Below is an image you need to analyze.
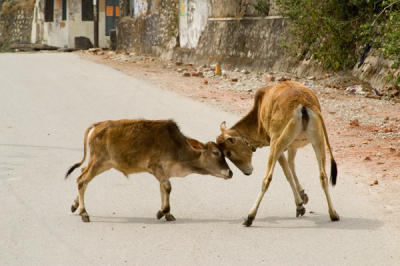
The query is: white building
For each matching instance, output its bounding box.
[31,0,120,48]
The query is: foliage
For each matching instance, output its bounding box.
[253,0,270,16]
[276,0,400,85]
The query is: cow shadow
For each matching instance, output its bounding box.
[87,213,383,231]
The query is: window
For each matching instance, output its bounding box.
[44,0,54,22]
[62,0,67,20]
[82,0,94,21]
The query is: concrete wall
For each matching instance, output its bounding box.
[352,50,400,90]
[210,0,277,17]
[174,17,296,72]
[31,0,110,48]
[179,0,210,49]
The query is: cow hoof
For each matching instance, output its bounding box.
[330,211,340,222]
[71,204,78,213]
[299,190,309,205]
[296,205,306,217]
[81,215,90,222]
[165,213,176,221]
[156,210,165,220]
[242,216,254,227]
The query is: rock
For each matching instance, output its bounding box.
[349,119,360,127]
[265,76,275,82]
[175,62,183,66]
[305,81,314,87]
[278,77,290,82]
[203,80,208,85]
[369,180,379,186]
[183,72,191,77]
[231,78,238,82]
[373,88,381,96]
[364,156,371,161]
[241,69,250,74]
[88,48,101,54]
[345,85,365,95]
[383,127,394,133]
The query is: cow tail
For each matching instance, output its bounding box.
[315,110,337,186]
[65,124,95,179]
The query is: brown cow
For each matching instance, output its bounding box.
[65,119,232,222]
[216,81,339,226]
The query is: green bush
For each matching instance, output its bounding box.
[276,0,400,85]
[253,0,270,16]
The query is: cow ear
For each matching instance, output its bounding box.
[187,138,205,151]
[227,137,235,144]
[220,121,227,132]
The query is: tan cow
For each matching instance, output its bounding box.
[65,119,232,222]
[217,81,339,226]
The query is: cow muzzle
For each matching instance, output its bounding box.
[242,165,253,176]
[221,169,233,179]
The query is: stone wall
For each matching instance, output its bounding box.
[117,0,178,58]
[0,2,34,48]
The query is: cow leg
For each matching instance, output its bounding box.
[162,180,175,221]
[152,166,175,221]
[156,183,166,220]
[288,148,308,204]
[278,154,305,217]
[77,160,110,222]
[242,144,278,227]
[156,179,175,221]
[70,166,89,213]
[306,120,340,221]
[243,117,303,227]
[71,196,79,213]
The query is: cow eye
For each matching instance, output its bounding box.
[212,151,219,156]
[226,151,231,157]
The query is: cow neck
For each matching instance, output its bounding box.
[180,149,208,175]
[231,107,267,148]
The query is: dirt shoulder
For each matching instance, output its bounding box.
[79,50,400,225]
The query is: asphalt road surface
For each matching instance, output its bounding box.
[1,53,399,265]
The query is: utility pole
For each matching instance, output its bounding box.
[93,0,99,47]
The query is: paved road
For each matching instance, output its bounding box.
[1,53,399,265]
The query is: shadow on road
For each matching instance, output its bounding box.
[0,143,81,152]
[88,213,383,231]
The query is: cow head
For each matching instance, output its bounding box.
[187,138,233,179]
[216,121,255,175]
